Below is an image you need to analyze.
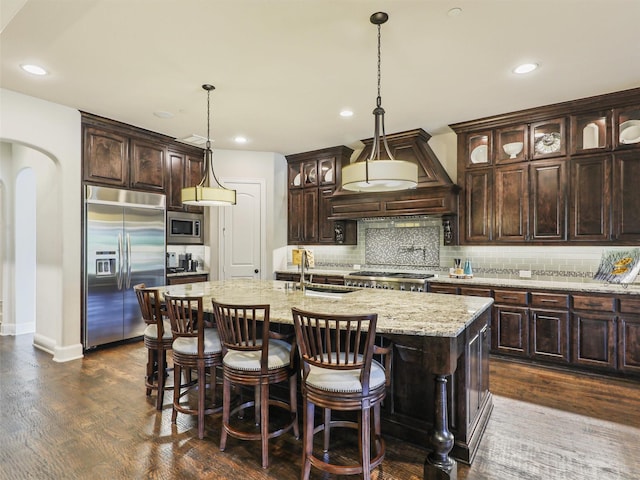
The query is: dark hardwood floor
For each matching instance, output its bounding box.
[2,334,639,479]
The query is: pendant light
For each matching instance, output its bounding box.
[342,12,418,192]
[181,84,237,206]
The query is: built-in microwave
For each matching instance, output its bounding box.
[167,211,204,245]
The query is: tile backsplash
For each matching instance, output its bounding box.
[285,217,640,284]
[365,226,439,267]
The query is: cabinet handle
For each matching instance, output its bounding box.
[540,299,559,303]
[501,296,518,300]
[585,302,603,307]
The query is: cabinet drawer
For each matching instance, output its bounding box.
[531,292,569,309]
[619,298,640,315]
[459,287,493,298]
[429,283,459,295]
[572,295,615,312]
[494,289,528,306]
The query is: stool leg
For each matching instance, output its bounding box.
[374,403,382,455]
[172,364,181,424]
[198,362,206,439]
[289,372,299,439]
[361,407,371,480]
[155,349,166,410]
[220,375,231,451]
[146,349,154,396]
[302,399,314,480]
[323,408,331,452]
[260,382,269,468]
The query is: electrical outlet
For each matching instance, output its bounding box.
[353,264,361,270]
[519,270,532,278]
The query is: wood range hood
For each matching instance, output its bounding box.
[328,128,460,220]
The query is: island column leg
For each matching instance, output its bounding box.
[424,374,457,480]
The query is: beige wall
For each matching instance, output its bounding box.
[0,88,83,362]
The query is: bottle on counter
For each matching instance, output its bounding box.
[464,259,473,277]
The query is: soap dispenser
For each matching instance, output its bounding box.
[463,259,473,277]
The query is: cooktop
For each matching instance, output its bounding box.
[348,271,435,280]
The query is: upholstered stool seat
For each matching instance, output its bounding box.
[134,284,174,411]
[143,320,173,341]
[212,301,299,469]
[292,308,391,480]
[165,294,223,439]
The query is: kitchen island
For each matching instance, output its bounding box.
[161,279,494,479]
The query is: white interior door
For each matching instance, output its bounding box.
[219,179,265,280]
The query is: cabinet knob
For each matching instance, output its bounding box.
[254,269,259,274]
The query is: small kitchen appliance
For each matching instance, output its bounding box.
[167,252,178,268]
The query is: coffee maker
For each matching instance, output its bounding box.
[179,253,198,272]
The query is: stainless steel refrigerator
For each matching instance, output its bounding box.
[83,186,166,349]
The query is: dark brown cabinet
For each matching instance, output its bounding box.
[286,146,356,245]
[492,289,529,356]
[495,164,529,242]
[166,273,209,285]
[571,294,617,370]
[428,283,459,295]
[618,298,640,374]
[130,139,166,191]
[83,122,167,192]
[613,152,640,241]
[166,149,204,213]
[464,169,493,243]
[274,272,343,285]
[81,112,204,207]
[451,87,640,245]
[530,159,566,241]
[429,282,640,376]
[83,126,130,187]
[569,155,611,241]
[530,292,570,363]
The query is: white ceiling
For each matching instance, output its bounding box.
[2,0,640,156]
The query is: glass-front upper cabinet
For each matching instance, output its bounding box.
[288,162,303,189]
[302,160,318,187]
[318,157,336,185]
[496,125,528,164]
[531,118,566,159]
[466,131,492,167]
[615,105,640,149]
[571,111,610,154]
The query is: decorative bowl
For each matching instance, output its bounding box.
[502,142,524,158]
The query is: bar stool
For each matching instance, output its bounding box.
[291,307,392,480]
[134,284,173,410]
[164,294,222,439]
[212,301,299,469]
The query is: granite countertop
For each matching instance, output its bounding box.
[160,279,493,338]
[166,270,210,278]
[428,275,640,295]
[275,268,640,296]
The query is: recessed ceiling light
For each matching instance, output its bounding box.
[153,111,174,119]
[513,63,539,74]
[340,109,354,117]
[234,136,248,144]
[447,7,463,17]
[20,64,48,76]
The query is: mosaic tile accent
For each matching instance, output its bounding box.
[365,226,439,267]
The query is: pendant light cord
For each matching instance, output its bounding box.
[201,85,228,191]
[368,15,396,172]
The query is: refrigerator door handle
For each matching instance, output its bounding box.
[126,233,132,289]
[117,232,124,290]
